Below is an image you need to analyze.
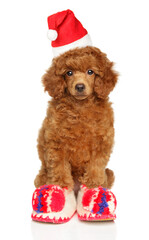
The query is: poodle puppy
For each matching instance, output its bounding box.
[34,46,118,190]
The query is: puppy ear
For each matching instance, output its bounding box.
[94,59,118,99]
[42,63,66,99]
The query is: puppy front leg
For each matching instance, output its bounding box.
[79,148,115,189]
[45,148,74,189]
[79,163,106,189]
[34,122,74,189]
[79,165,115,189]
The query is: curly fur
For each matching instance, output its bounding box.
[34,46,118,190]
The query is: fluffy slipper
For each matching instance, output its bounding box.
[31,185,76,223]
[77,185,117,221]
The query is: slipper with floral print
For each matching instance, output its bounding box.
[31,185,76,223]
[77,185,117,221]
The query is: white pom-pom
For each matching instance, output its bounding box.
[47,29,58,41]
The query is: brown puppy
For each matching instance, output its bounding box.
[34,46,118,190]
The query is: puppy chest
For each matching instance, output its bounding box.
[57,119,100,163]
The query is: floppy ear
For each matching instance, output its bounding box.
[42,62,66,99]
[94,58,118,99]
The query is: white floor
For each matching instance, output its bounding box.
[31,215,116,240]
[27,210,149,240]
[30,204,149,240]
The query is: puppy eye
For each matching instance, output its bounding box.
[87,70,94,75]
[66,71,73,76]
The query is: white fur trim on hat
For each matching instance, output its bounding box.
[52,34,92,57]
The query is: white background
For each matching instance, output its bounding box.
[0,0,149,239]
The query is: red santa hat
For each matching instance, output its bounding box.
[47,9,92,57]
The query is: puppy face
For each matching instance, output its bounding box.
[42,47,118,100]
[65,69,95,100]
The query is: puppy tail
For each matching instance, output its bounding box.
[105,168,115,189]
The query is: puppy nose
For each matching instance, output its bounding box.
[75,84,85,92]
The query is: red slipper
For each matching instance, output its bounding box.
[77,185,117,221]
[31,185,76,223]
